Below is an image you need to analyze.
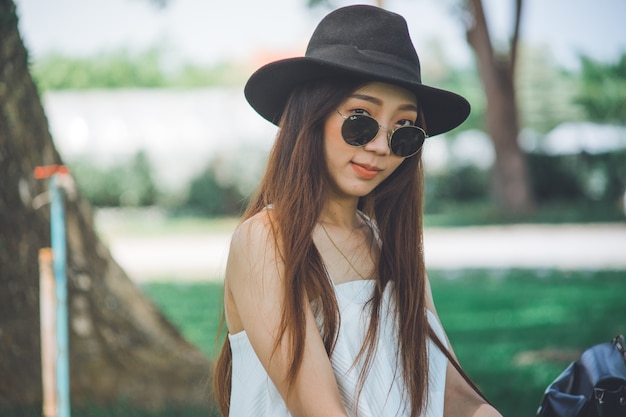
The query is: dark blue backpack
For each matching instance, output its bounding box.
[537,335,626,417]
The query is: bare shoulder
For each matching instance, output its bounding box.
[226,209,284,287]
[231,209,275,247]
[229,210,282,262]
[224,209,284,333]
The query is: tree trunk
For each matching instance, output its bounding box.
[466,0,535,214]
[0,0,214,412]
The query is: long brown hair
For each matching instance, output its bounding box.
[213,77,429,417]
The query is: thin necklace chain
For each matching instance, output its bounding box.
[319,221,369,280]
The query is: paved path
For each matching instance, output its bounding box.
[108,223,626,283]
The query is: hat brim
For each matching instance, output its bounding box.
[244,57,470,137]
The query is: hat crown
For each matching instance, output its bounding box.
[305,5,421,82]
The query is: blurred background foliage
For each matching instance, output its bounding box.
[64,146,626,222]
[576,53,626,123]
[30,46,626,222]
[31,46,248,90]
[69,151,159,207]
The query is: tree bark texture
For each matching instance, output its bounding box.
[466,0,535,214]
[0,0,214,411]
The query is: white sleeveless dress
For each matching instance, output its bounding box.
[228,280,448,417]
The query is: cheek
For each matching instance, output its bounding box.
[324,122,350,158]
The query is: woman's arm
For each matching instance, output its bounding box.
[224,212,349,417]
[424,277,503,417]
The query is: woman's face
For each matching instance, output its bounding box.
[323,81,418,201]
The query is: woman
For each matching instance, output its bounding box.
[214,5,501,417]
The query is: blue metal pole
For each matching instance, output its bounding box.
[50,175,70,417]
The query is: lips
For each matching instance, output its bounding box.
[351,162,381,180]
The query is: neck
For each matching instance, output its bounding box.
[319,197,361,230]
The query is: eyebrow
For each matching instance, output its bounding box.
[349,93,419,112]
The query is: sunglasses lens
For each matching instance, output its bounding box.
[390,127,425,157]
[341,115,379,146]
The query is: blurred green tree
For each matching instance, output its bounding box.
[463,0,535,214]
[575,53,626,124]
[31,48,247,91]
[31,48,167,90]
[182,162,247,216]
[69,151,159,207]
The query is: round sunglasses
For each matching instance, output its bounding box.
[336,110,428,158]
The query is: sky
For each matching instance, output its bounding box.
[13,0,626,71]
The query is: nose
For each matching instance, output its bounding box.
[363,123,392,155]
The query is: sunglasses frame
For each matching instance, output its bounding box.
[336,110,428,158]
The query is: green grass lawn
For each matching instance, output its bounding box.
[7,269,621,416]
[140,280,226,358]
[428,269,625,415]
[422,200,626,227]
[141,268,626,417]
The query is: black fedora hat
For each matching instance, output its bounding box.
[244,4,470,137]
